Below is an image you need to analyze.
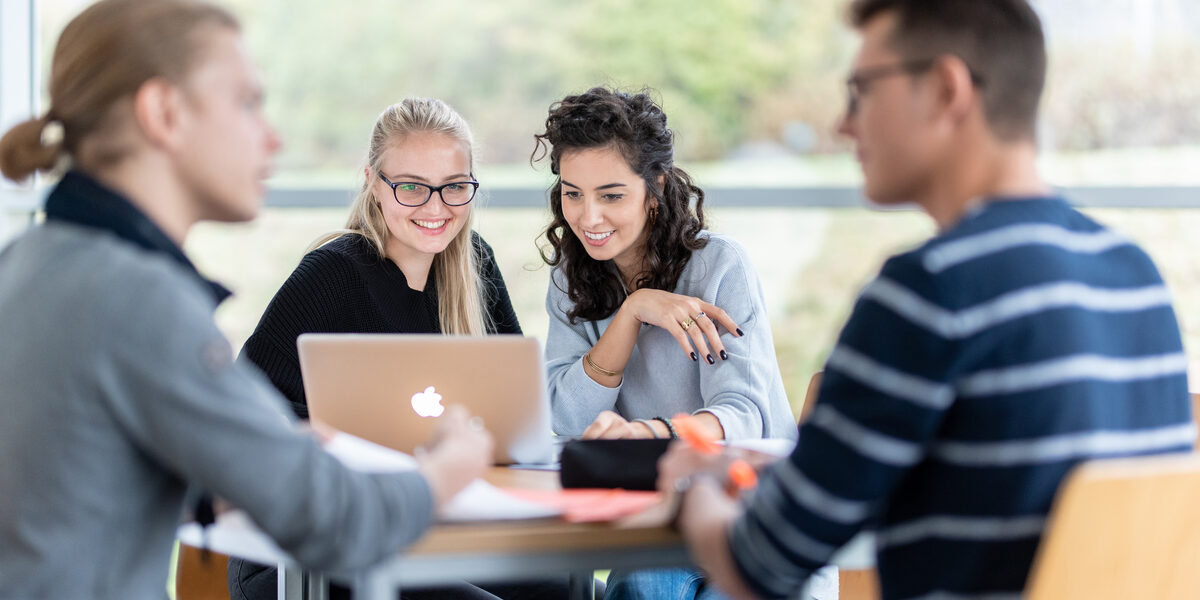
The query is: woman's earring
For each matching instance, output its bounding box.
[649,204,658,226]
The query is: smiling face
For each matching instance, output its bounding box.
[837,11,943,206]
[372,130,473,264]
[558,145,653,275]
[174,28,280,223]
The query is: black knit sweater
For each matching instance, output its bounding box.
[241,232,521,418]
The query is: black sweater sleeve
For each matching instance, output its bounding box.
[240,246,369,418]
[474,233,522,335]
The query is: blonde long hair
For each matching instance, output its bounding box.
[312,98,489,335]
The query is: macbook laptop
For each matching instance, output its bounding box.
[298,333,554,465]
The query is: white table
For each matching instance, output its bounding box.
[178,466,874,600]
[178,468,690,600]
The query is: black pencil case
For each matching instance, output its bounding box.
[559,438,672,490]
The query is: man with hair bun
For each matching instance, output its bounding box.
[660,1,1193,598]
[0,1,491,597]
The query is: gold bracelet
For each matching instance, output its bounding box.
[584,352,621,377]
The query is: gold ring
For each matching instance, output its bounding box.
[681,318,695,331]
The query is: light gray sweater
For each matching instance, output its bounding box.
[546,233,798,440]
[0,223,433,598]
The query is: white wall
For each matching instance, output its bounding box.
[0,0,38,245]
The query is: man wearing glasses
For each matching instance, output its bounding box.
[661,1,1193,598]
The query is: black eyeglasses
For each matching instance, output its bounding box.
[845,58,985,116]
[378,173,480,207]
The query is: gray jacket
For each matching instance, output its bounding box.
[0,223,433,598]
[546,233,798,440]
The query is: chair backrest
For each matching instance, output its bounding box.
[797,371,822,425]
[1025,452,1200,599]
[175,543,230,600]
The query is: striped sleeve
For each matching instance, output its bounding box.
[728,253,960,599]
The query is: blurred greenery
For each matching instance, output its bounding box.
[35,0,1200,186]
[221,0,850,169]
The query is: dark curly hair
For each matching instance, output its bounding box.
[533,87,707,323]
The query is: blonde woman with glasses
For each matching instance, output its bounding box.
[237,98,520,422]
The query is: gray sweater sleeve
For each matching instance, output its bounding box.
[544,267,622,435]
[97,261,434,572]
[690,237,794,440]
[543,236,797,440]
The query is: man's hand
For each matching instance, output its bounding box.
[676,478,763,600]
[416,405,493,507]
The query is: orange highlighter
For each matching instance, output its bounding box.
[671,413,759,491]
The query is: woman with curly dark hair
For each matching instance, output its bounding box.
[534,87,799,597]
[536,86,796,442]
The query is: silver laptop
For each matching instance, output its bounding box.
[298,333,554,465]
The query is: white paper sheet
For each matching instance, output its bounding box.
[324,432,418,472]
[723,437,798,457]
[324,432,561,522]
[440,479,561,522]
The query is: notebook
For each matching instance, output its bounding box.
[298,333,554,465]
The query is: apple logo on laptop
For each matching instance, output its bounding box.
[411,386,445,418]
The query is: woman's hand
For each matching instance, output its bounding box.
[620,289,743,364]
[582,410,657,439]
[416,405,494,507]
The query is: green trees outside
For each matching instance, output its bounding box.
[35,0,1200,184]
[226,0,850,175]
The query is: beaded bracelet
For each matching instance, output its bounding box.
[653,416,679,439]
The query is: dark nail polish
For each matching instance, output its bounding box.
[736,328,744,336]
[690,352,698,361]
[706,354,715,365]
[720,350,728,360]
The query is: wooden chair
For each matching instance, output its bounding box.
[1025,452,1200,599]
[838,568,880,600]
[797,370,822,425]
[174,543,230,600]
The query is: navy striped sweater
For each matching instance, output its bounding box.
[729,197,1194,600]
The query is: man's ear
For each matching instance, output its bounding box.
[930,54,978,126]
[131,77,186,151]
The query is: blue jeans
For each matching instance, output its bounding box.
[605,568,728,600]
[607,566,839,600]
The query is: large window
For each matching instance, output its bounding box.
[15,0,1200,408]
[0,0,37,242]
